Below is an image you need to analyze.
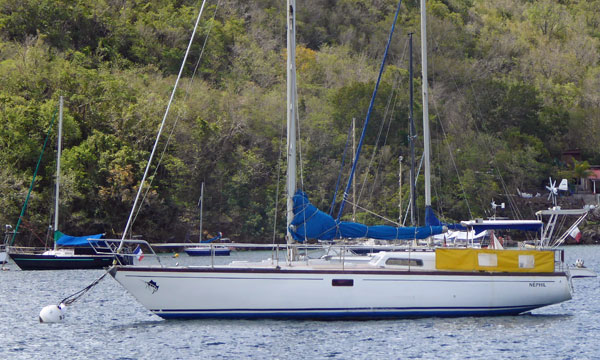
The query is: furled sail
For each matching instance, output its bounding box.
[201,232,223,243]
[290,191,446,242]
[425,206,466,231]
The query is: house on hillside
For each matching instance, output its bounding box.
[587,166,600,194]
[561,149,598,194]
[561,149,582,165]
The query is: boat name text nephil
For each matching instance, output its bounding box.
[529,282,546,288]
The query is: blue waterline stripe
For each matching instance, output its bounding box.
[150,305,545,319]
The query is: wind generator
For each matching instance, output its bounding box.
[490,200,505,220]
[546,177,558,206]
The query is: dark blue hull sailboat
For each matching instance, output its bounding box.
[9,233,132,270]
[9,252,116,270]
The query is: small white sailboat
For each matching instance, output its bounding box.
[108,0,573,320]
[184,183,230,256]
[569,259,597,278]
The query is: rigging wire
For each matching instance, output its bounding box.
[367,83,401,203]
[354,39,408,222]
[10,106,58,246]
[49,0,212,313]
[119,0,208,250]
[129,0,221,234]
[336,0,404,221]
[342,199,401,226]
[13,218,47,247]
[430,99,473,219]
[329,124,355,215]
[427,32,524,221]
[402,154,424,226]
[271,104,286,252]
[356,70,400,206]
[60,271,109,306]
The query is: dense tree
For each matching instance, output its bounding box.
[0,0,598,244]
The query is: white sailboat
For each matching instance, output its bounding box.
[184,182,230,256]
[108,0,572,319]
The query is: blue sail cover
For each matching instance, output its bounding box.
[55,231,104,246]
[425,206,466,231]
[290,191,446,242]
[201,232,223,243]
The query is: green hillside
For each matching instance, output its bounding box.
[0,0,598,244]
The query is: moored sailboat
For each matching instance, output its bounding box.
[184,183,230,256]
[108,0,573,320]
[8,97,128,270]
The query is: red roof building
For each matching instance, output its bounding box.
[588,168,600,194]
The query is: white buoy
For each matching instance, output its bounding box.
[39,303,65,323]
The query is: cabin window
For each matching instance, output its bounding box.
[332,279,354,287]
[519,255,535,269]
[385,258,424,267]
[478,253,498,267]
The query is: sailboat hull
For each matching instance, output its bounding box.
[9,253,122,270]
[185,247,231,256]
[109,265,571,319]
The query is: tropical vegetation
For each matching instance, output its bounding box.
[0,0,598,245]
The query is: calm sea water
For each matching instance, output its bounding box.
[1,246,599,360]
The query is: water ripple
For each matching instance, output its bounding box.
[0,247,598,359]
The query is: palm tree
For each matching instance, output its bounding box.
[573,160,593,191]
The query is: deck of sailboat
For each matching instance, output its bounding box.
[112,247,569,276]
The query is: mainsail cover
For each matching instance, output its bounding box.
[425,206,466,231]
[201,232,223,243]
[290,191,446,242]
[55,231,104,246]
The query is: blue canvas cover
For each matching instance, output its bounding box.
[290,191,446,242]
[425,206,466,231]
[55,231,104,246]
[201,232,223,243]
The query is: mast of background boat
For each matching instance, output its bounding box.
[53,96,63,251]
[409,33,417,226]
[420,0,432,215]
[352,117,356,221]
[398,155,402,222]
[286,0,298,260]
[198,182,204,242]
[336,1,403,220]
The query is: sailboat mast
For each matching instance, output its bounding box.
[54,96,63,250]
[409,33,417,226]
[420,0,431,209]
[286,0,297,246]
[198,182,204,243]
[352,117,356,222]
